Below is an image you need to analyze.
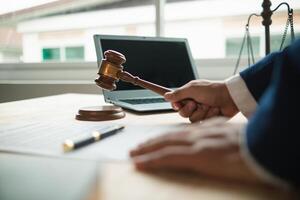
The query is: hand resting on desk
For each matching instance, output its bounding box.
[130,118,262,185]
[164,80,239,122]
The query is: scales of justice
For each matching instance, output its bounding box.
[76,0,296,121]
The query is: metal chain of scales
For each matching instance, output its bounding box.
[233,2,295,75]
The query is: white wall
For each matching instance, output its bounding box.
[22,33,41,62]
[165,19,225,58]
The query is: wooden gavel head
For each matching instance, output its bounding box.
[95,50,126,91]
[95,49,172,96]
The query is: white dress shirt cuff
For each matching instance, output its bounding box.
[225,75,257,118]
[240,128,291,189]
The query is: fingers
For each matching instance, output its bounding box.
[131,118,230,158]
[164,88,191,103]
[164,81,201,103]
[164,80,212,103]
[130,131,192,157]
[172,100,210,120]
[173,101,221,122]
[189,107,220,123]
[132,138,225,171]
[177,100,197,118]
[178,105,222,122]
[205,107,221,119]
[164,82,222,121]
[130,120,257,184]
[171,102,182,111]
[188,104,209,123]
[133,141,258,184]
[133,146,195,171]
[172,99,196,112]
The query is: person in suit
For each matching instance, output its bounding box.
[130,39,300,188]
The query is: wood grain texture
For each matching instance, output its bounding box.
[99,163,298,200]
[0,93,188,125]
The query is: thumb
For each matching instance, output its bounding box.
[164,87,192,102]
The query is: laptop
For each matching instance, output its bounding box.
[93,35,199,112]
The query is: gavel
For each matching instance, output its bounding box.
[95,50,211,122]
[95,50,172,96]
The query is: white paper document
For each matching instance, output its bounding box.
[0,120,180,161]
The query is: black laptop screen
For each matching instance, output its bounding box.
[99,38,196,91]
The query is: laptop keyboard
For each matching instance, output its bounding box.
[119,98,166,105]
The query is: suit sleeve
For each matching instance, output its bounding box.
[240,52,281,102]
[226,51,283,119]
[244,40,300,187]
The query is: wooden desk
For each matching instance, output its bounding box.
[0,94,297,200]
[0,93,188,126]
[100,163,298,200]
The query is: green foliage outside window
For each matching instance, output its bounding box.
[271,33,300,52]
[226,36,260,58]
[65,46,84,61]
[42,48,60,61]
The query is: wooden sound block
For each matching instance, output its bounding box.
[75,106,125,121]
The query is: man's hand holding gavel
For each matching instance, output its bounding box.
[95,50,239,123]
[164,80,239,122]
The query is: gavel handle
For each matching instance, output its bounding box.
[118,71,172,96]
[118,71,203,113]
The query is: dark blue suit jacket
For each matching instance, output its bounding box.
[240,40,300,187]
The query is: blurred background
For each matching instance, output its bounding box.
[0,0,299,102]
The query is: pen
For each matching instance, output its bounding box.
[63,125,124,152]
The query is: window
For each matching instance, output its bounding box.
[65,46,84,61]
[271,33,300,52]
[42,48,60,61]
[0,0,155,63]
[1,0,300,63]
[41,46,84,62]
[0,0,300,84]
[164,0,300,59]
[225,33,299,59]
[226,37,260,58]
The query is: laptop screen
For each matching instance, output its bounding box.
[98,38,196,91]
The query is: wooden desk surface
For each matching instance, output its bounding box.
[0,93,188,125]
[0,93,246,125]
[100,163,298,200]
[0,94,297,200]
